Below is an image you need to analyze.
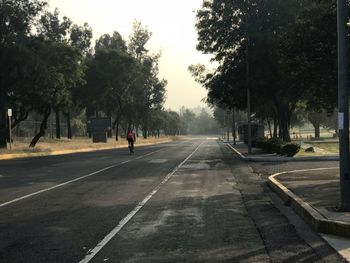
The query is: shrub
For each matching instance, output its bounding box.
[265,137,283,154]
[252,137,300,156]
[281,143,301,157]
[252,137,268,148]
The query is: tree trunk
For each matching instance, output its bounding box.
[312,122,321,139]
[232,110,236,145]
[55,108,61,139]
[115,121,120,141]
[67,110,72,139]
[107,111,112,138]
[267,119,272,138]
[0,109,7,148]
[30,108,51,147]
[0,83,7,148]
[273,118,278,138]
[279,114,291,142]
[112,118,118,141]
[12,110,30,129]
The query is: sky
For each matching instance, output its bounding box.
[48,0,214,111]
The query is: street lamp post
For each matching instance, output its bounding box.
[245,14,252,155]
[337,0,350,210]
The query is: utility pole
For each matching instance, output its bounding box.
[232,109,236,145]
[8,109,12,150]
[223,110,226,141]
[337,0,350,211]
[246,14,252,154]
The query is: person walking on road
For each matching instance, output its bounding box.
[127,129,136,154]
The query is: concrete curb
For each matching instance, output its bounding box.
[0,139,173,161]
[268,171,350,238]
[225,142,339,162]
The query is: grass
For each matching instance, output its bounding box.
[295,149,327,157]
[0,136,183,158]
[307,141,339,154]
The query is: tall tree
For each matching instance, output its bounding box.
[37,8,72,139]
[95,31,127,52]
[29,40,84,147]
[193,0,340,142]
[66,22,92,139]
[0,0,46,148]
[128,21,166,138]
[84,45,138,140]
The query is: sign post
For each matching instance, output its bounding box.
[337,0,350,210]
[7,109,12,150]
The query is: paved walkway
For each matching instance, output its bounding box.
[227,141,350,261]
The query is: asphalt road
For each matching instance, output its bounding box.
[0,137,345,262]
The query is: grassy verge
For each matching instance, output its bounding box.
[295,149,328,157]
[0,136,184,159]
[307,141,339,154]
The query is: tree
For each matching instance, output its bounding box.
[84,46,138,140]
[127,21,166,138]
[70,23,93,55]
[194,0,305,141]
[0,0,46,148]
[282,1,338,113]
[128,20,152,61]
[66,22,93,139]
[163,110,181,136]
[179,107,196,134]
[37,8,73,139]
[29,40,84,147]
[95,31,127,52]
[193,0,341,142]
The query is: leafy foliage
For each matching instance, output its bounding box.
[192,0,344,142]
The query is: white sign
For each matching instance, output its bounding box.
[338,112,344,130]
[7,109,12,117]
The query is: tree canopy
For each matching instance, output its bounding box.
[192,0,342,141]
[0,2,168,147]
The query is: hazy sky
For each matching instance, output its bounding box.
[48,0,213,111]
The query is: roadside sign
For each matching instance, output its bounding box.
[339,112,344,130]
[8,109,12,150]
[87,117,112,133]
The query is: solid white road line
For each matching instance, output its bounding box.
[0,150,161,208]
[79,141,205,263]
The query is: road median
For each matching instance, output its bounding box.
[268,169,350,238]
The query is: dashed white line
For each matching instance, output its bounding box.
[0,150,161,208]
[79,141,205,263]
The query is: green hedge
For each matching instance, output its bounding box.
[252,137,300,157]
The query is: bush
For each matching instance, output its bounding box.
[251,137,300,156]
[265,137,283,154]
[252,137,268,148]
[281,143,301,157]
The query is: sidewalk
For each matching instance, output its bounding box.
[226,141,350,260]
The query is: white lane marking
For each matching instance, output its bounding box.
[79,141,205,263]
[0,150,162,208]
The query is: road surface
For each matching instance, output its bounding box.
[0,137,344,262]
